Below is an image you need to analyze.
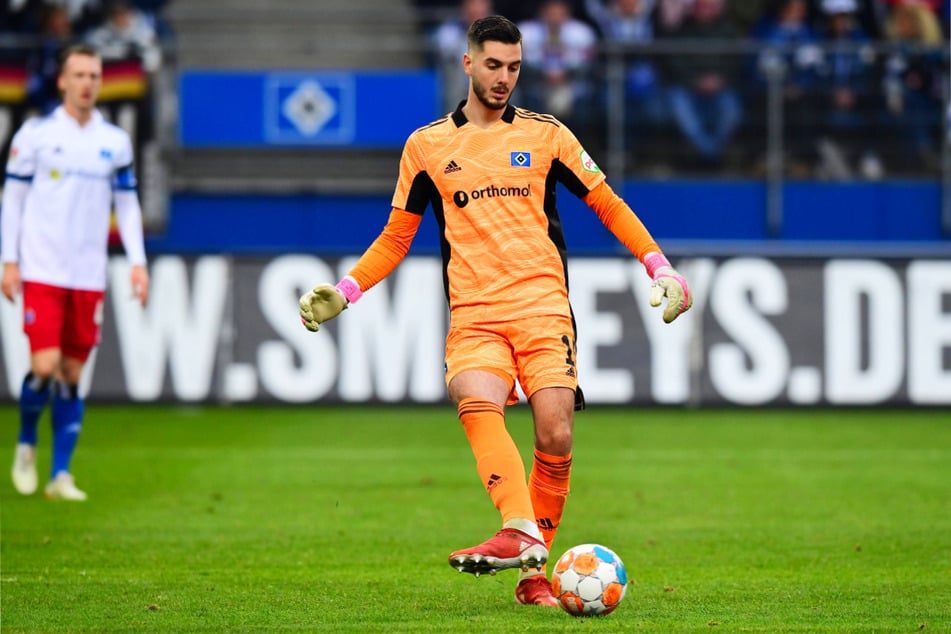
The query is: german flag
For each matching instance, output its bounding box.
[0,65,28,104]
[99,59,148,102]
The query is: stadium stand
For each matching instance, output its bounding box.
[162,0,424,194]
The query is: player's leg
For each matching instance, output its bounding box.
[527,388,574,551]
[12,283,64,495]
[513,316,578,606]
[445,326,547,576]
[45,289,102,501]
[516,386,574,607]
[46,356,87,501]
[515,316,578,550]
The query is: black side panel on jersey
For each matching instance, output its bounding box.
[551,157,592,199]
[403,169,452,303]
[546,158,588,411]
[543,158,588,284]
[403,170,438,216]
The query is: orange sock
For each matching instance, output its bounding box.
[458,397,534,525]
[529,449,572,551]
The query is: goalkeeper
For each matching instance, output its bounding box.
[300,14,690,609]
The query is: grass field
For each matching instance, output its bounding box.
[1,405,949,633]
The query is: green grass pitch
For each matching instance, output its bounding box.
[1,405,949,633]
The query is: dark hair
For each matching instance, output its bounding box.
[58,44,100,72]
[467,15,522,50]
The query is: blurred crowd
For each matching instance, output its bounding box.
[419,0,950,178]
[1,0,168,114]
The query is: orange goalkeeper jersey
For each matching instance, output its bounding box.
[351,103,659,325]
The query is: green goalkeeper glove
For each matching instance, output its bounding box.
[644,253,692,324]
[299,276,362,332]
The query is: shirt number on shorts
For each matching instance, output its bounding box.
[561,335,576,368]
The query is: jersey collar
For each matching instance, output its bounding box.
[452,101,517,128]
[54,105,104,128]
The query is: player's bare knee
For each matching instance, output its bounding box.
[60,356,87,385]
[534,424,573,456]
[30,354,60,379]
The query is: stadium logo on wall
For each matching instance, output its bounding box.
[264,73,356,145]
[282,80,336,136]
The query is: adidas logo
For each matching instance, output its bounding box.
[486,473,505,491]
[444,160,462,174]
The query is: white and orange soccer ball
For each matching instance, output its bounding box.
[551,543,628,617]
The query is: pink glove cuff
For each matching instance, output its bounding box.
[643,252,671,279]
[335,276,363,304]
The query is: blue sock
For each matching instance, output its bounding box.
[51,383,84,477]
[19,373,52,446]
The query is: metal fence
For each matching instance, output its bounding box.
[582,40,951,236]
[2,36,950,236]
[430,38,950,237]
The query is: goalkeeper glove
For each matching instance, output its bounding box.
[299,276,363,332]
[644,253,692,324]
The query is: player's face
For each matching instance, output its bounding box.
[466,40,521,110]
[58,53,102,115]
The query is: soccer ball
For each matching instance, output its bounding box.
[551,543,628,617]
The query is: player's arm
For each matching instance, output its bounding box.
[584,181,692,323]
[113,188,149,306]
[0,179,29,302]
[112,137,149,306]
[299,208,422,332]
[1,126,35,302]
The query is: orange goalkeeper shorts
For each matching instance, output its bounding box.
[445,313,580,406]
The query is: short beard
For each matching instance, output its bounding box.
[473,80,508,111]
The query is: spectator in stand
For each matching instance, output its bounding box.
[879,0,944,13]
[25,4,76,114]
[726,0,773,34]
[662,0,744,169]
[753,0,823,171]
[44,0,108,35]
[84,0,161,72]
[812,0,882,179]
[433,0,494,113]
[517,0,598,127]
[881,0,947,171]
[655,0,694,33]
[583,0,656,44]
[1,0,44,36]
[583,0,666,161]
[811,0,886,37]
[493,0,547,22]
[125,0,170,34]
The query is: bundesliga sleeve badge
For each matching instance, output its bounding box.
[580,150,600,173]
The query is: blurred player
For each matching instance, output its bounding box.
[2,44,149,501]
[299,15,690,606]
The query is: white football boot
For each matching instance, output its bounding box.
[11,443,38,495]
[44,472,88,501]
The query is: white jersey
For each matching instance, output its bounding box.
[1,106,146,291]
